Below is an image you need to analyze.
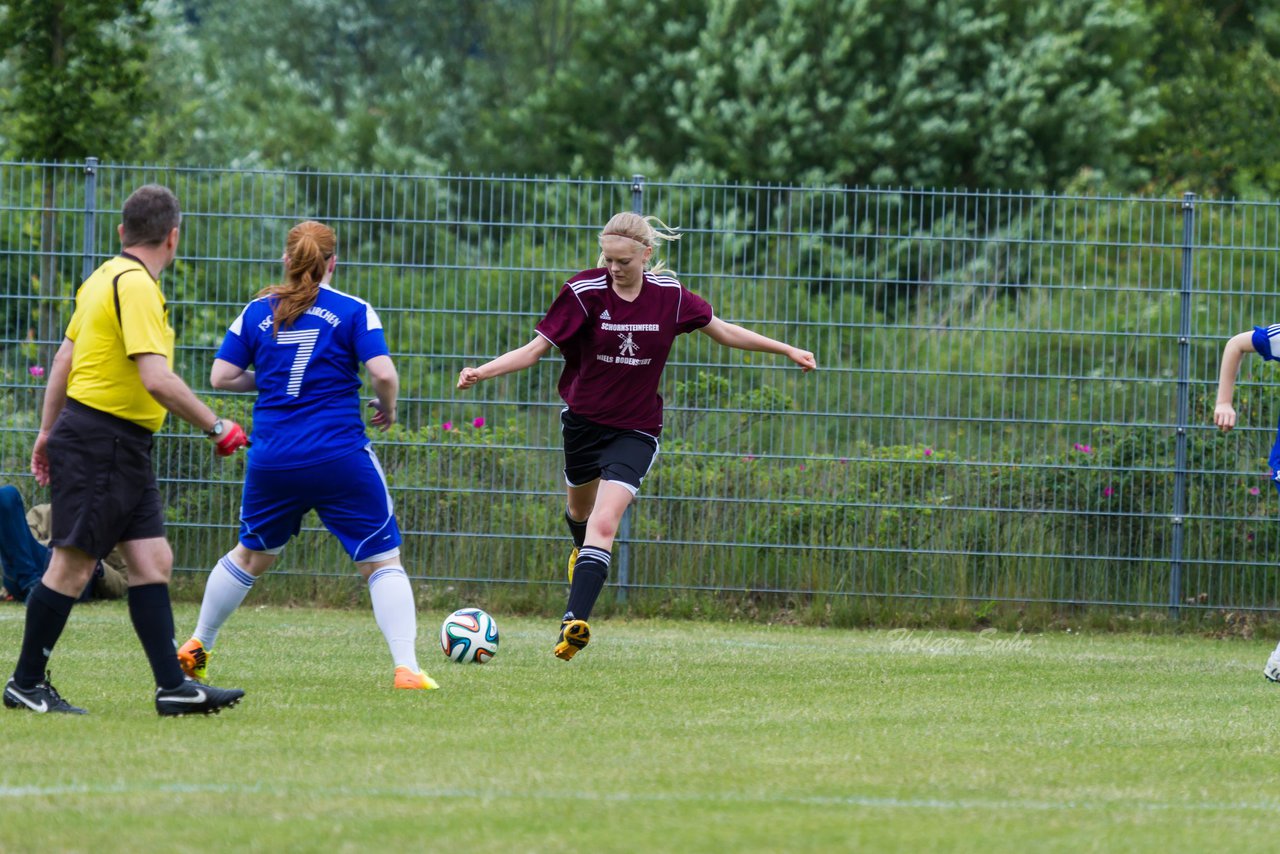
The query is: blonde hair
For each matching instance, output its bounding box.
[597,212,680,276]
[258,220,335,337]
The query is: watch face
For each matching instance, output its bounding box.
[210,421,224,436]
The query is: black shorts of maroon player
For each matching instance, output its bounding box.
[560,408,659,495]
[46,398,165,559]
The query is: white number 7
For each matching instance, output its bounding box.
[276,329,320,397]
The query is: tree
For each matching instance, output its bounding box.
[168,0,484,172]
[75,0,1280,202]
[0,0,153,160]
[457,0,1164,192]
[1140,0,1280,197]
[647,0,1162,190]
[452,0,709,177]
[0,0,155,365]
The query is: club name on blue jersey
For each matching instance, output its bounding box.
[256,304,343,332]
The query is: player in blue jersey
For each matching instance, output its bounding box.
[178,220,438,690]
[1214,325,1280,682]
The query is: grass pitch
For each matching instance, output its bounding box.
[0,603,1275,852]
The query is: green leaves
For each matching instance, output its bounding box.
[619,0,1158,190]
[4,0,1277,196]
[0,0,154,160]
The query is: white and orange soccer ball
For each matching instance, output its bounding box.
[440,608,499,664]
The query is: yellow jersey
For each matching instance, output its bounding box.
[65,253,175,432]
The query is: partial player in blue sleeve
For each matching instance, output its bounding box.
[178,220,438,691]
[1214,325,1280,683]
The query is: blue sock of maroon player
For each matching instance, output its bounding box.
[564,510,587,549]
[563,546,609,621]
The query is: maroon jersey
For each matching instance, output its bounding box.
[535,268,713,433]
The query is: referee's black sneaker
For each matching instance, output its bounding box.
[3,674,88,714]
[155,677,244,717]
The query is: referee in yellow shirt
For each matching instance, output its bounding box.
[4,184,251,716]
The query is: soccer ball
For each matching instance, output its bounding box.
[440,608,499,664]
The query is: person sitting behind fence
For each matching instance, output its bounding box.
[0,486,127,603]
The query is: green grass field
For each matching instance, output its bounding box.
[0,602,1276,852]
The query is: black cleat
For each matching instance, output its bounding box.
[155,677,244,717]
[3,674,87,714]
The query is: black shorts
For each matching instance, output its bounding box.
[47,399,165,559]
[560,408,659,495]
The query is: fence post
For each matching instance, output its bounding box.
[610,174,647,604]
[1171,191,1197,619]
[81,157,99,280]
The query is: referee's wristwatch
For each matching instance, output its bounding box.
[205,419,225,439]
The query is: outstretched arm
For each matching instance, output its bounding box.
[698,317,816,371]
[1214,331,1256,432]
[458,336,553,389]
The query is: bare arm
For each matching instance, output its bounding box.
[37,338,73,432]
[134,352,220,433]
[457,336,553,389]
[210,358,257,392]
[697,317,816,371]
[1214,331,1257,432]
[365,354,398,431]
[30,337,75,485]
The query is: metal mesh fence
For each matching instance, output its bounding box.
[2,159,1278,612]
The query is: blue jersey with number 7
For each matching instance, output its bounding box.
[216,284,390,469]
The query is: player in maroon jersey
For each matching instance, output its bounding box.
[458,212,815,660]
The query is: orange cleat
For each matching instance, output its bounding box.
[394,666,439,690]
[177,638,209,681]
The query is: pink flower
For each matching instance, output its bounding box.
[743,455,757,461]
[28,365,44,378]
[839,457,848,464]
[798,464,806,471]
[1103,486,1114,497]
[1248,533,1256,542]
[472,417,485,428]
[1073,443,1092,454]
[924,448,933,457]
[1250,487,1262,496]
[442,421,453,431]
